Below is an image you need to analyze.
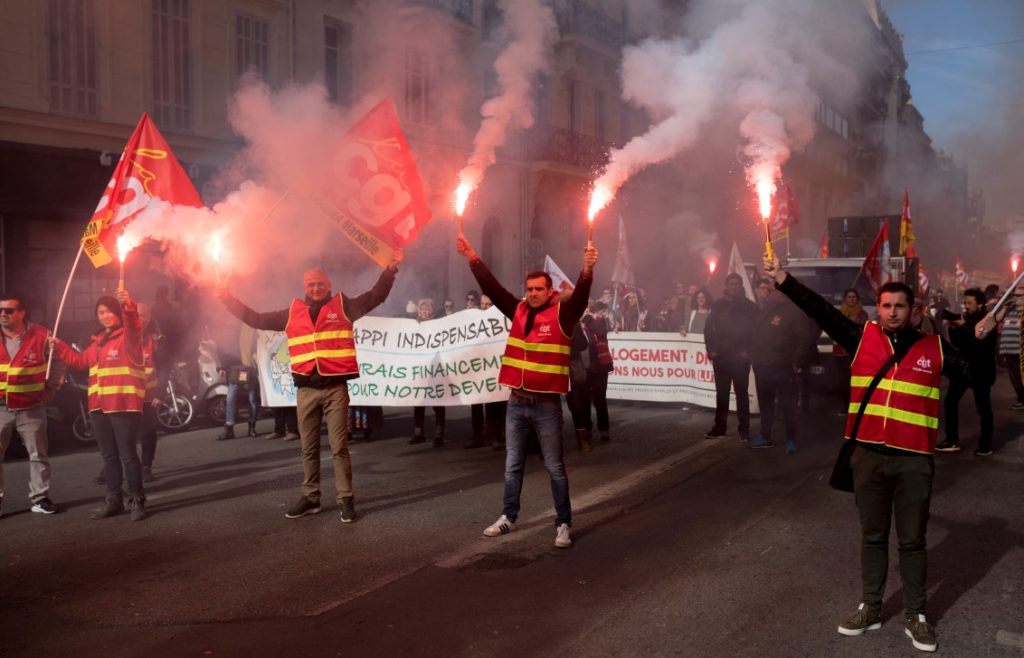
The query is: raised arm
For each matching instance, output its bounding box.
[215,284,289,331]
[344,258,400,322]
[457,236,520,319]
[558,245,598,334]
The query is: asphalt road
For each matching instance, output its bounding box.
[1,384,1022,657]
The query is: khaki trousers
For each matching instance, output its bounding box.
[296,382,352,504]
[0,404,51,503]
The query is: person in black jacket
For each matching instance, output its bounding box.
[936,287,997,454]
[703,273,758,440]
[748,289,813,453]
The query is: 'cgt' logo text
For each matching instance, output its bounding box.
[914,355,933,373]
[326,312,339,322]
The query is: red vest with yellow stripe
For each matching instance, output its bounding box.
[498,302,571,393]
[87,327,147,413]
[845,322,943,454]
[0,323,50,410]
[285,294,358,377]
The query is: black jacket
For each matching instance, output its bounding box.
[704,294,758,359]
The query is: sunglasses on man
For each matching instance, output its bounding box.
[0,307,20,314]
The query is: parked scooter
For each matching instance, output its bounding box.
[50,360,93,445]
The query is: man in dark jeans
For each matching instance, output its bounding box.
[765,255,971,653]
[937,287,997,455]
[703,273,757,440]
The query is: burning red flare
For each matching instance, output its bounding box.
[116,236,129,264]
[588,183,613,224]
[707,259,717,274]
[755,178,775,221]
[454,179,473,217]
[1012,256,1020,274]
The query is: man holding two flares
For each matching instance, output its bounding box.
[457,235,597,549]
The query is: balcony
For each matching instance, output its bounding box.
[499,124,612,171]
[553,0,624,50]
[403,0,474,25]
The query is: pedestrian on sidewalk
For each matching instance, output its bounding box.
[217,324,261,441]
[0,293,63,517]
[50,290,149,521]
[458,235,597,549]
[216,259,401,524]
[765,253,972,653]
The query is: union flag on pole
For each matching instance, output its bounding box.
[770,184,800,234]
[312,99,432,267]
[862,219,892,293]
[81,113,202,267]
[898,189,916,257]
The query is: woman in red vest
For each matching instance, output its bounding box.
[50,290,147,521]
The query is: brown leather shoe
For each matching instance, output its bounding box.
[576,429,593,453]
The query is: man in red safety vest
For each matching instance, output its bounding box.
[764,254,972,654]
[457,236,597,550]
[0,293,63,517]
[216,257,400,523]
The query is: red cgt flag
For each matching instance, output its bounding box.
[862,219,891,293]
[81,113,202,267]
[770,184,800,233]
[312,99,433,267]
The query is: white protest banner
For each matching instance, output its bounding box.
[350,307,510,405]
[255,308,512,407]
[606,331,759,413]
[256,330,297,407]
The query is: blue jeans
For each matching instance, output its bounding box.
[502,393,571,527]
[91,411,143,498]
[225,381,260,425]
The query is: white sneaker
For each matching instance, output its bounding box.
[483,514,515,537]
[555,523,572,548]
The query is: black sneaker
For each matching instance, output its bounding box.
[30,497,58,514]
[285,496,321,519]
[905,614,937,652]
[91,497,124,519]
[408,433,426,445]
[935,440,961,453]
[216,426,236,441]
[837,603,882,636]
[339,497,357,523]
[142,466,155,483]
[704,427,726,439]
[974,447,994,456]
[126,496,147,522]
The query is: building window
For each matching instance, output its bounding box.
[405,50,435,125]
[235,13,269,80]
[48,0,98,117]
[152,0,193,132]
[594,89,606,141]
[568,79,580,133]
[324,19,353,105]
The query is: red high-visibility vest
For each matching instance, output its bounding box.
[845,322,943,454]
[56,316,146,413]
[0,323,50,410]
[498,302,571,394]
[285,294,358,377]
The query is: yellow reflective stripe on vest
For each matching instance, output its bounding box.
[6,383,45,393]
[89,366,145,377]
[287,330,354,347]
[0,364,7,373]
[89,385,146,397]
[850,376,940,400]
[501,356,570,375]
[7,364,47,376]
[506,337,571,355]
[290,348,356,365]
[847,402,939,429]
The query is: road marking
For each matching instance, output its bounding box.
[996,629,1024,650]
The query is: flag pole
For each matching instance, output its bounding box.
[45,243,85,379]
[222,187,291,285]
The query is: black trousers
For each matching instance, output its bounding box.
[999,354,1024,403]
[852,445,933,615]
[943,378,993,451]
[753,364,796,442]
[711,356,750,436]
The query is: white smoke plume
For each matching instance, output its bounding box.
[590,0,855,217]
[456,0,558,201]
